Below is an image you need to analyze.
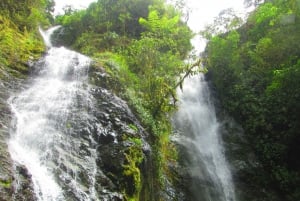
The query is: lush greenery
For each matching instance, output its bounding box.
[0,0,53,78]
[0,1,52,199]
[0,0,192,199]
[53,0,193,199]
[2,0,300,200]
[122,134,144,200]
[204,0,300,199]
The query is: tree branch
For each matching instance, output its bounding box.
[174,58,203,90]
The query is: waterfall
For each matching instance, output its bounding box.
[173,74,236,201]
[8,28,99,200]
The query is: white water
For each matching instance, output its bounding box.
[174,74,236,201]
[8,28,98,200]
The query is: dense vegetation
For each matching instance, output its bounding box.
[204,0,300,199]
[6,0,300,200]
[0,0,193,199]
[52,0,193,199]
[0,0,53,78]
[0,0,53,196]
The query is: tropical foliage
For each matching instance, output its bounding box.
[204,0,300,199]
[53,0,193,198]
[0,0,53,77]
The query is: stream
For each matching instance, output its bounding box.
[173,74,236,201]
[7,16,237,201]
[8,27,97,201]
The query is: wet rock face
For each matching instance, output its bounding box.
[220,118,281,201]
[0,76,36,201]
[42,64,151,199]
[13,165,36,201]
[88,66,151,198]
[0,59,151,200]
[0,98,13,201]
[0,77,14,201]
[206,77,281,201]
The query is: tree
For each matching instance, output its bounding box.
[204,0,300,199]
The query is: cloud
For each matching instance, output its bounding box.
[54,0,97,15]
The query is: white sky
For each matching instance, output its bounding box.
[54,0,97,15]
[184,0,246,31]
[54,0,247,51]
[174,0,247,52]
[54,0,246,27]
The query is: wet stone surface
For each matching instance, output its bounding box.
[0,74,36,201]
[0,54,152,200]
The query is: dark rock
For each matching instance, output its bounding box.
[96,144,126,180]
[13,164,36,201]
[0,76,35,201]
[98,132,116,144]
[0,53,153,200]
[87,66,153,198]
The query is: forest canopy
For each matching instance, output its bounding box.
[0,0,53,76]
[51,0,193,199]
[204,0,300,200]
[3,0,300,199]
[52,0,193,120]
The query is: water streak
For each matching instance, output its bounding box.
[8,28,98,200]
[174,74,236,201]
[39,26,60,48]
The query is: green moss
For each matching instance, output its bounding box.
[0,178,12,189]
[66,122,72,128]
[0,15,45,77]
[128,124,138,132]
[123,137,144,200]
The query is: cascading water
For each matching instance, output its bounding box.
[173,74,236,201]
[8,27,99,200]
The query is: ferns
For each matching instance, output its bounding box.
[0,15,44,75]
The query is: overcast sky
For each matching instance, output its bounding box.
[185,0,247,52]
[184,0,245,31]
[54,0,247,51]
[54,0,246,28]
[54,0,97,15]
